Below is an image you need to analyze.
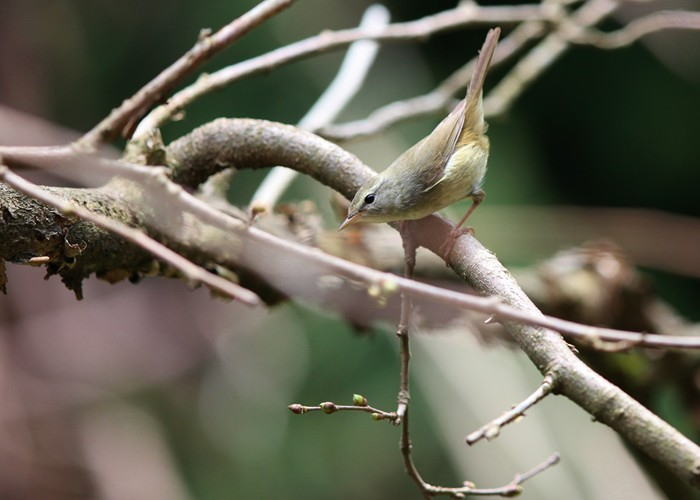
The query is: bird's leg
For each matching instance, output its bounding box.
[399,221,417,273]
[396,220,416,425]
[440,189,485,262]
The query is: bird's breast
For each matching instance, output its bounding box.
[436,142,488,202]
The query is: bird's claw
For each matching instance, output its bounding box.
[440,226,475,263]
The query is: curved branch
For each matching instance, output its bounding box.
[166,119,700,487]
[2,118,700,486]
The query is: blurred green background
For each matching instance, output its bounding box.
[1,0,699,499]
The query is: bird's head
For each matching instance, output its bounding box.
[339,175,399,230]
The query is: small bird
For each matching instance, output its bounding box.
[339,28,500,257]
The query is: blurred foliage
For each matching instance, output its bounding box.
[1,0,699,499]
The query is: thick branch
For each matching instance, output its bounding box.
[166,119,700,487]
[0,166,260,305]
[2,118,699,486]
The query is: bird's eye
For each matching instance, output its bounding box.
[364,194,375,205]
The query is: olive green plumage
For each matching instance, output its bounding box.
[340,27,500,230]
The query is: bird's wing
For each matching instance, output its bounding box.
[416,99,466,192]
[420,27,500,192]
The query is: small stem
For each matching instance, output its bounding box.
[396,222,416,423]
[397,222,432,496]
[288,402,397,421]
[466,372,556,445]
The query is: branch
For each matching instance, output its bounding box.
[249,4,389,213]
[484,0,618,116]
[79,0,294,147]
[164,119,700,349]
[289,395,560,497]
[466,373,556,446]
[135,2,546,134]
[3,118,700,486]
[288,396,398,422]
[0,165,261,305]
[425,452,560,498]
[322,0,624,141]
[572,10,700,49]
[321,20,546,142]
[5,121,700,351]
[164,119,700,487]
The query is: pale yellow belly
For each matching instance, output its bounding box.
[404,143,488,220]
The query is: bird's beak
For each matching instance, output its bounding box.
[338,211,363,231]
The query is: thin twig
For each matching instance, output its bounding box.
[245,224,700,350]
[288,400,559,497]
[80,0,294,146]
[287,401,398,421]
[466,373,556,446]
[321,20,546,141]
[322,0,626,141]
[135,2,546,134]
[484,0,618,116]
[249,4,389,212]
[289,221,559,498]
[396,224,425,494]
[395,224,558,498]
[424,452,560,497]
[571,10,700,49]
[396,224,416,423]
[0,165,261,306]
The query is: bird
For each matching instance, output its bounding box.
[339,27,500,259]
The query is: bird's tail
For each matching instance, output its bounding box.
[464,27,500,134]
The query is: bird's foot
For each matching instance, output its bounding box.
[440,226,475,263]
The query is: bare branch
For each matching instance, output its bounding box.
[484,0,618,116]
[135,2,546,135]
[163,119,700,351]
[164,118,700,487]
[426,452,560,497]
[322,0,626,141]
[4,118,700,486]
[466,373,556,446]
[321,20,546,142]
[5,121,700,351]
[249,4,389,212]
[289,393,560,497]
[0,165,261,306]
[288,396,398,422]
[80,0,294,147]
[572,10,700,49]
